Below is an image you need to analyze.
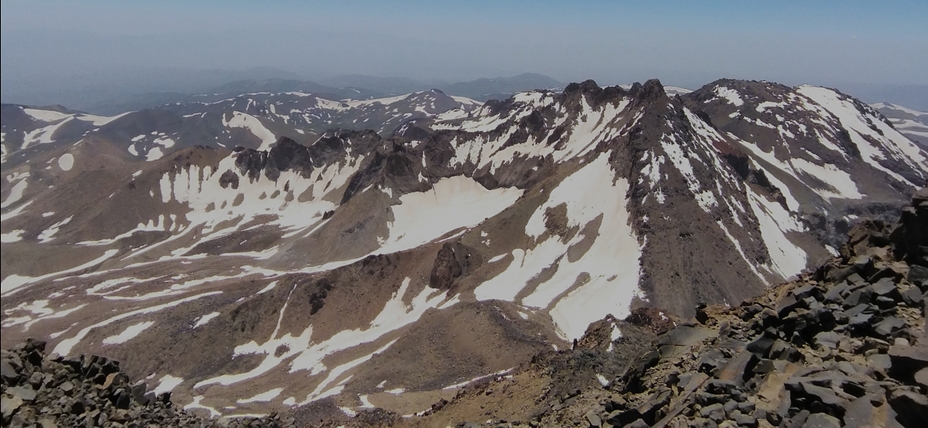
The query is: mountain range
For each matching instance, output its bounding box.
[2,72,564,117]
[1,77,926,423]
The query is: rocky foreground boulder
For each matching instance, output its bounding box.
[3,189,927,427]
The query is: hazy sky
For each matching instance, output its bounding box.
[2,0,927,90]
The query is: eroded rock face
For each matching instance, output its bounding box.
[234,132,383,183]
[429,242,481,290]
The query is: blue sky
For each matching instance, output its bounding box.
[2,0,926,90]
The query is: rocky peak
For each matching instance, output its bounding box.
[232,130,382,183]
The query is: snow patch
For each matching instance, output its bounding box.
[713,86,744,107]
[1,230,25,243]
[102,321,155,345]
[57,153,74,171]
[146,147,163,162]
[237,388,284,404]
[376,177,522,255]
[193,312,220,328]
[223,111,277,151]
[152,375,184,395]
[746,187,807,278]
[1,173,29,209]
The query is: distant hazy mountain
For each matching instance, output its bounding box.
[2,69,565,115]
[320,73,565,101]
[0,89,482,168]
[440,72,564,101]
[68,79,385,117]
[319,75,431,96]
[830,82,928,112]
[0,66,313,116]
[204,79,381,100]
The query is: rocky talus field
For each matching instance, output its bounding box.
[3,188,926,427]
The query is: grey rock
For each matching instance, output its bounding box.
[1,395,23,420]
[699,403,726,421]
[777,294,803,318]
[846,273,867,286]
[848,312,874,329]
[873,316,905,337]
[801,413,840,428]
[625,419,649,428]
[752,408,767,423]
[770,339,801,362]
[869,277,895,295]
[787,409,811,428]
[850,256,873,273]
[906,264,928,285]
[7,386,37,402]
[730,410,757,427]
[0,359,17,382]
[27,371,43,388]
[717,350,757,384]
[695,392,729,406]
[697,348,727,374]
[723,399,738,415]
[825,266,856,283]
[785,381,848,415]
[888,388,928,428]
[791,284,818,300]
[747,336,776,357]
[843,288,872,308]
[814,331,840,350]
[867,354,891,370]
[752,359,775,375]
[867,267,901,283]
[37,416,58,428]
[843,395,904,428]
[874,295,896,309]
[901,287,924,306]
[842,303,871,318]
[737,401,755,414]
[759,308,779,327]
[823,282,848,303]
[915,367,928,389]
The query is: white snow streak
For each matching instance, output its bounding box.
[102,321,155,345]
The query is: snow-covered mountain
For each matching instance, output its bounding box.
[0,89,481,167]
[1,78,925,419]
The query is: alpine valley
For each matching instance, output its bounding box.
[1,77,926,426]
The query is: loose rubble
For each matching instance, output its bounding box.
[0,340,294,427]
